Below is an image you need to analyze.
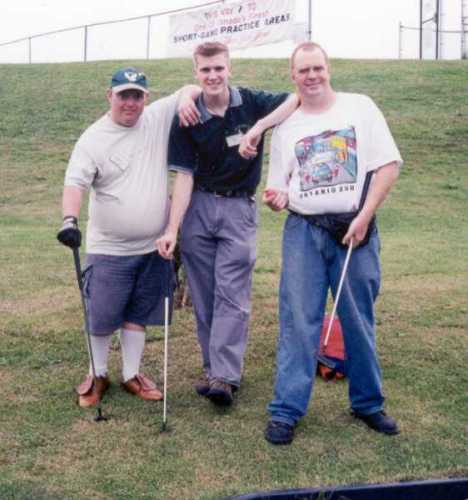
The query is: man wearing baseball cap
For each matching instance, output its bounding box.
[57,67,201,408]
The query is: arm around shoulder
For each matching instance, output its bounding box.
[177,85,202,127]
[239,93,299,159]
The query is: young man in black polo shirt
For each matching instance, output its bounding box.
[157,42,297,406]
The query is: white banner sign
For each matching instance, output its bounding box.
[168,0,295,56]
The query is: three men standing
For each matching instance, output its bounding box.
[262,42,402,444]
[58,43,401,445]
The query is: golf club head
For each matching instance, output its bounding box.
[160,421,171,434]
[94,408,108,422]
[317,354,337,370]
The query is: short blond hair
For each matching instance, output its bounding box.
[193,42,230,66]
[290,42,329,71]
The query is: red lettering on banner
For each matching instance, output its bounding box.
[248,10,270,21]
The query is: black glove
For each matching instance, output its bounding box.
[57,216,82,248]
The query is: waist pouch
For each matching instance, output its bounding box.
[298,211,376,248]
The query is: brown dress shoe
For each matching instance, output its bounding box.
[121,373,163,401]
[194,373,211,396]
[75,375,110,408]
[206,379,234,406]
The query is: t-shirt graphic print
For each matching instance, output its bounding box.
[294,126,357,192]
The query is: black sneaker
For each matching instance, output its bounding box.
[264,420,295,445]
[352,410,400,435]
[206,379,233,406]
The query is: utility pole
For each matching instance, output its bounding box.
[462,0,468,58]
[420,0,423,59]
[307,0,312,41]
[435,0,441,59]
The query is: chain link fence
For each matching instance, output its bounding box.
[0,1,229,64]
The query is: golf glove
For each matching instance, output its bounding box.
[57,216,81,248]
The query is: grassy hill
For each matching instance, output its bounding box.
[1,57,467,499]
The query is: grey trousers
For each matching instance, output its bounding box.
[180,191,257,386]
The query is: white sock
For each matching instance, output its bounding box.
[88,334,112,378]
[120,329,146,382]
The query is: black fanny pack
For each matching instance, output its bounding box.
[296,171,376,248]
[301,211,376,248]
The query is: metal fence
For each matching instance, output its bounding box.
[398,0,468,59]
[0,1,227,64]
[0,0,312,64]
[399,24,466,59]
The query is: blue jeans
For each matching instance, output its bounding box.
[268,213,385,426]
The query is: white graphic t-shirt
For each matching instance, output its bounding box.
[267,93,403,215]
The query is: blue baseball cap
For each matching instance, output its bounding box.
[110,67,149,94]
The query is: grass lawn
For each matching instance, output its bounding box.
[0,57,467,499]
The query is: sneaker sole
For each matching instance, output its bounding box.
[265,436,293,445]
[353,414,400,435]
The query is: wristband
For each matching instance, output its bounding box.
[63,215,78,224]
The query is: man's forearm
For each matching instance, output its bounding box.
[166,172,194,233]
[360,162,400,221]
[256,93,299,132]
[180,84,202,102]
[62,185,84,218]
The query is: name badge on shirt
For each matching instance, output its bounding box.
[226,132,243,148]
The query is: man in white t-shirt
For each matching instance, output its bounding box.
[262,43,403,445]
[57,67,201,408]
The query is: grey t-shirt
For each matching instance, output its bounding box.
[65,91,180,255]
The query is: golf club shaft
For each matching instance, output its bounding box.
[163,295,169,426]
[72,247,105,419]
[163,261,171,429]
[323,242,353,347]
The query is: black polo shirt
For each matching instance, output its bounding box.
[168,86,288,194]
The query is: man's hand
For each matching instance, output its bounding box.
[57,216,81,248]
[342,213,371,247]
[239,123,263,159]
[156,230,177,260]
[263,188,288,212]
[178,95,201,127]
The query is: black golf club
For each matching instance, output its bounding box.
[72,247,107,422]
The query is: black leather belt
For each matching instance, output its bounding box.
[196,185,255,199]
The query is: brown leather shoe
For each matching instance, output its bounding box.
[194,373,211,396]
[75,375,110,408]
[121,373,163,401]
[206,379,234,406]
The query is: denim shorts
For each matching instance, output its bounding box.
[82,252,174,336]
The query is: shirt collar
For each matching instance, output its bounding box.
[197,86,243,123]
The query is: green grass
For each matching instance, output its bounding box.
[1,58,468,499]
